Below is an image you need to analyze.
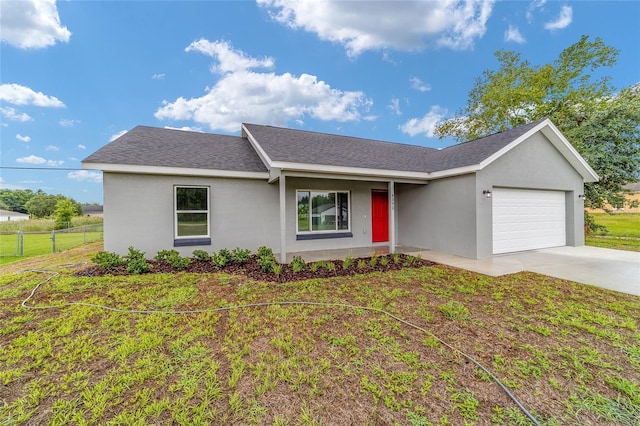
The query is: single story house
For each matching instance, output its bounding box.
[0,209,30,222]
[81,205,104,217]
[82,119,598,262]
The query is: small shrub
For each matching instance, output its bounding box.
[326,262,336,272]
[166,253,191,270]
[257,246,274,258]
[342,255,354,270]
[392,253,400,265]
[213,248,232,268]
[357,259,367,270]
[380,256,389,267]
[155,249,180,262]
[273,264,282,276]
[231,247,251,264]
[369,252,378,267]
[192,249,211,261]
[124,246,151,274]
[290,255,306,273]
[257,257,277,273]
[309,262,320,272]
[92,251,123,272]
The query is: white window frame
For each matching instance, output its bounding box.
[296,189,351,234]
[174,186,210,240]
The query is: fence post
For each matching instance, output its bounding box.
[84,225,87,244]
[51,230,56,253]
[18,231,24,257]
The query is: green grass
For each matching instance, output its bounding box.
[590,213,640,238]
[0,228,103,265]
[1,246,638,425]
[586,213,640,251]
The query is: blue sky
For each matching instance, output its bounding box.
[1,0,638,204]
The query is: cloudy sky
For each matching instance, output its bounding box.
[1,0,638,203]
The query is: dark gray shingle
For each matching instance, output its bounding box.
[82,126,267,173]
[243,123,438,173]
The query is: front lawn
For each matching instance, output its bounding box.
[586,213,640,251]
[1,246,638,425]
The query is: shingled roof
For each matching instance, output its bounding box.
[82,125,267,173]
[242,123,437,173]
[84,119,596,182]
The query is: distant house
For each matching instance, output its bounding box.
[82,205,104,217]
[585,182,640,213]
[0,209,29,222]
[83,119,598,262]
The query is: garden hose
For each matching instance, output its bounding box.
[18,266,541,426]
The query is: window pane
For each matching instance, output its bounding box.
[297,191,310,232]
[311,192,336,231]
[177,213,208,237]
[177,187,208,211]
[337,192,349,230]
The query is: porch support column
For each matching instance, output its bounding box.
[388,180,396,253]
[279,174,287,264]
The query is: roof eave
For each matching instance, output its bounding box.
[82,162,269,180]
[477,119,599,183]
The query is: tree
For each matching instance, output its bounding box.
[54,199,76,229]
[435,36,638,210]
[25,194,59,218]
[0,189,36,213]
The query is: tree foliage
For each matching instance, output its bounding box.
[435,36,639,209]
[0,189,36,214]
[0,188,83,218]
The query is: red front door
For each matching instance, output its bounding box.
[371,190,389,243]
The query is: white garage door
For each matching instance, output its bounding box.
[492,188,566,254]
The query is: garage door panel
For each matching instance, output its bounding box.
[493,188,566,254]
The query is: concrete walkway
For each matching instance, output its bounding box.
[413,246,640,296]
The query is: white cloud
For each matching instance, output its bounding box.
[0,177,24,190]
[16,134,31,143]
[67,170,102,183]
[0,0,71,49]
[78,144,86,149]
[1,106,32,122]
[0,83,65,107]
[400,106,448,137]
[45,144,59,151]
[16,155,64,166]
[258,0,495,56]
[155,39,372,132]
[110,130,128,142]
[504,24,525,43]
[152,73,166,80]
[526,0,547,22]
[545,5,572,30]
[59,118,80,127]
[164,126,204,132]
[388,98,401,115]
[410,77,432,92]
[186,39,275,73]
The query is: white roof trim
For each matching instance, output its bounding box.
[478,119,599,183]
[270,160,431,181]
[242,124,273,169]
[82,162,269,180]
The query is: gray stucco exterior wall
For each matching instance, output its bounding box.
[397,132,585,259]
[103,173,280,256]
[475,131,585,258]
[397,174,478,258]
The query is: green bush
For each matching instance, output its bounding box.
[257,246,274,258]
[92,251,123,272]
[166,253,191,270]
[213,248,232,268]
[192,249,211,261]
[231,247,251,264]
[154,249,180,262]
[257,246,278,273]
[290,255,306,273]
[342,256,354,270]
[124,246,151,274]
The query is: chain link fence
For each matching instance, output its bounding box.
[0,224,103,258]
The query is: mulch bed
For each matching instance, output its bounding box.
[75,253,436,282]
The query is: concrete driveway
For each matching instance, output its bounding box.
[416,246,640,296]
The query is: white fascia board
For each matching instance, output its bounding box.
[426,165,481,179]
[282,170,428,185]
[477,119,599,183]
[271,161,431,181]
[82,162,269,180]
[242,124,274,170]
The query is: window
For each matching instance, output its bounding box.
[297,190,350,234]
[175,186,209,240]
